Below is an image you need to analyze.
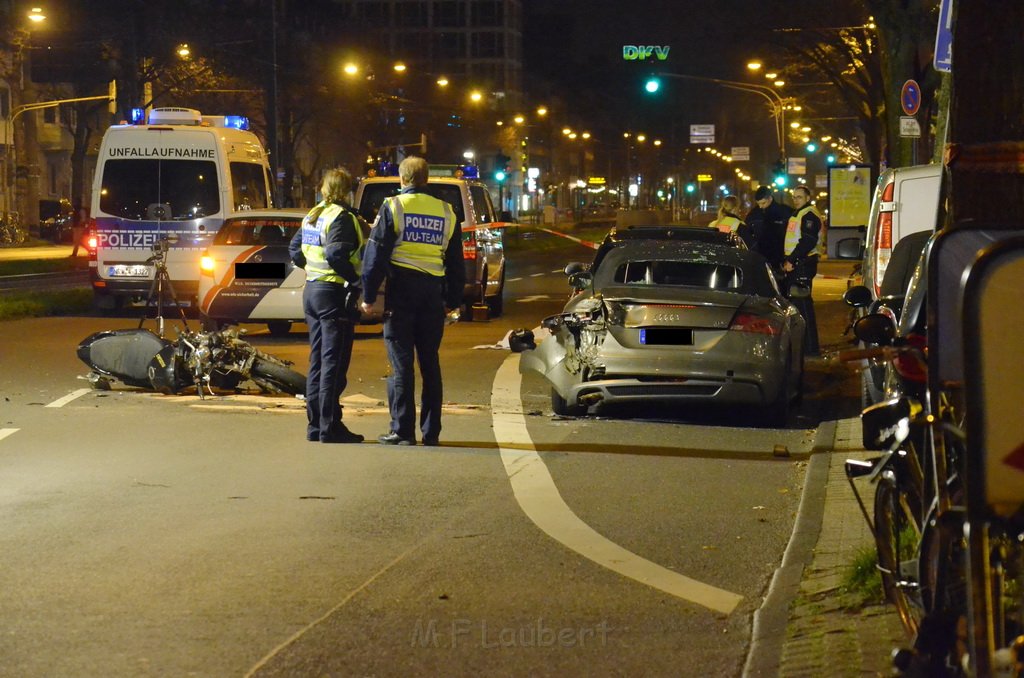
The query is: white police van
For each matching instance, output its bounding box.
[88,107,273,310]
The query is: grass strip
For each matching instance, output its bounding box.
[0,257,81,276]
[0,289,93,321]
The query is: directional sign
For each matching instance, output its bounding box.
[690,135,714,145]
[901,80,922,116]
[787,157,806,176]
[690,124,715,136]
[934,0,953,73]
[731,146,750,161]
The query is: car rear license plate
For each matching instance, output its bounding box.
[107,264,151,278]
[640,328,693,345]
[235,262,286,279]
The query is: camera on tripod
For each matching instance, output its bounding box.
[147,233,179,263]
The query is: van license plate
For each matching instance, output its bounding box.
[107,265,152,278]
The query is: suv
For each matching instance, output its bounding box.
[354,175,508,316]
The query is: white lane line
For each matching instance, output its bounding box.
[45,388,92,408]
[0,428,19,442]
[507,276,523,282]
[490,355,743,615]
[529,272,545,277]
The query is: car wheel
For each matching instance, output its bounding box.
[267,321,292,337]
[487,266,505,317]
[551,388,585,417]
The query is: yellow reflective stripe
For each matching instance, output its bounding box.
[389,193,455,277]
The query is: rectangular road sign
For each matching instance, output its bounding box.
[690,124,715,136]
[731,146,750,161]
[934,0,953,73]
[690,134,714,145]
[900,116,922,138]
[787,157,806,176]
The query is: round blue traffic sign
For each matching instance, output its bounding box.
[901,80,921,116]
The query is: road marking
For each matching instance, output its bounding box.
[515,295,551,303]
[529,272,545,277]
[243,542,422,678]
[45,388,91,408]
[507,276,523,282]
[0,428,18,442]
[490,355,743,614]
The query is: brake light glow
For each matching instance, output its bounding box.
[872,179,896,297]
[462,230,477,259]
[729,312,781,335]
[893,333,928,383]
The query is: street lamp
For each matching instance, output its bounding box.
[650,71,788,162]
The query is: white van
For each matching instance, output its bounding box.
[860,163,942,299]
[88,107,273,310]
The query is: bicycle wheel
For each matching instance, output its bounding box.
[874,476,924,636]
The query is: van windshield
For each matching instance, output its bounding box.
[357,183,466,224]
[99,159,220,220]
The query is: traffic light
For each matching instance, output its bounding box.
[685,182,696,194]
[806,141,818,153]
[644,77,661,94]
[494,169,507,183]
[772,160,788,187]
[826,154,837,164]
[494,152,510,183]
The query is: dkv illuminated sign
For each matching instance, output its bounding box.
[622,45,670,61]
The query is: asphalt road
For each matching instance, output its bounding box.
[0,232,823,677]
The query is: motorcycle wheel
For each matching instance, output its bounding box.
[250,358,306,395]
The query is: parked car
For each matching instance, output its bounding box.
[198,208,380,335]
[354,174,508,317]
[520,239,805,426]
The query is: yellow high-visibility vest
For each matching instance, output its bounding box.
[784,204,825,257]
[387,192,456,277]
[713,215,742,234]
[301,201,365,283]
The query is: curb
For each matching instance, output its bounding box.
[743,420,838,677]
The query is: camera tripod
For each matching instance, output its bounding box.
[138,238,191,337]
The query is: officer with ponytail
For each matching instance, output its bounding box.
[289,166,366,443]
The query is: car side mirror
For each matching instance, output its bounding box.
[564,262,586,276]
[843,285,874,308]
[853,313,897,346]
[836,236,864,259]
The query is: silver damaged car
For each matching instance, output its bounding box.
[520,240,805,426]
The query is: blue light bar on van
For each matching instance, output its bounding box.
[223,116,250,130]
[129,108,146,124]
[459,164,479,179]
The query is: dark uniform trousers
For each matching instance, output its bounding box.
[383,269,446,441]
[785,255,821,356]
[303,280,355,441]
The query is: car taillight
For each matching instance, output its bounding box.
[462,230,477,260]
[872,180,896,297]
[729,312,781,335]
[85,218,98,259]
[893,333,927,383]
[200,251,215,276]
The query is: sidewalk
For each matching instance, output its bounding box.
[775,417,908,677]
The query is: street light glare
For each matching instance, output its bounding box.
[536,106,548,116]
[746,61,762,71]
[514,115,525,124]
[436,76,449,86]
[27,7,46,22]
[469,90,483,102]
[343,63,359,76]
[773,80,785,87]
[393,62,407,72]
[177,44,191,59]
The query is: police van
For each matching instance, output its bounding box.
[88,107,273,310]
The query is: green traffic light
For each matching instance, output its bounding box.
[806,142,818,153]
[495,170,506,182]
[685,183,696,193]
[644,78,661,93]
[826,154,836,164]
[773,175,788,187]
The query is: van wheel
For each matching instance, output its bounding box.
[267,321,292,337]
[487,267,505,317]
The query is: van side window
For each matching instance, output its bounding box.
[231,162,270,211]
[469,185,494,224]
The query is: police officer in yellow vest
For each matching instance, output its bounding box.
[782,185,824,356]
[288,167,366,443]
[360,156,465,446]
